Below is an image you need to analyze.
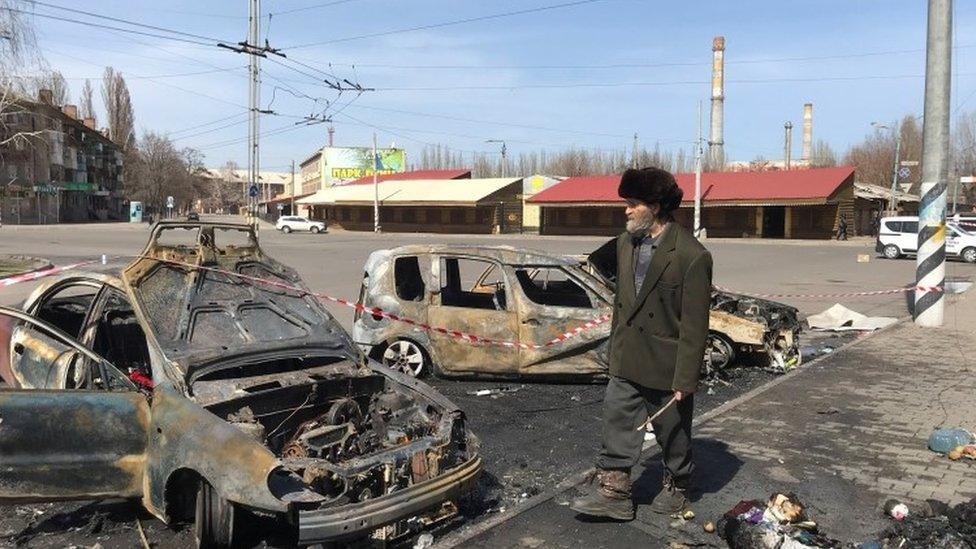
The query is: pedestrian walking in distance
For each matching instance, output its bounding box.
[570,167,712,521]
[837,216,848,241]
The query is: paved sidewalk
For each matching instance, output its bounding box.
[444,291,976,548]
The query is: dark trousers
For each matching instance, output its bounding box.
[597,376,694,489]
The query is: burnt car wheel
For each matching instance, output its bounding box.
[381,339,429,377]
[703,333,735,376]
[195,480,237,549]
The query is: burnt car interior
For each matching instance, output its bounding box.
[440,257,506,311]
[34,284,98,339]
[91,290,152,377]
[515,267,593,308]
[394,256,426,302]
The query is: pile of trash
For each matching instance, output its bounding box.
[859,497,976,548]
[717,493,842,549]
[929,428,976,461]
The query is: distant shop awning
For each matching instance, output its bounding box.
[854,182,920,203]
[297,178,522,207]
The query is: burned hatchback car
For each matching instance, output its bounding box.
[354,243,800,380]
[0,222,481,548]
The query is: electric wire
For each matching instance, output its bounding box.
[2,7,217,46]
[25,0,229,43]
[283,0,603,49]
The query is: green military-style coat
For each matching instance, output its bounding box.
[607,223,713,392]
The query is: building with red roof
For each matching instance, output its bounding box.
[528,166,856,239]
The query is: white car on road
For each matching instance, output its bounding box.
[275,216,326,234]
[877,215,976,263]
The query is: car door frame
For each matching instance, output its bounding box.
[10,278,105,389]
[0,306,150,503]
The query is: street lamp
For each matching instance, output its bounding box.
[871,121,902,214]
[486,139,507,178]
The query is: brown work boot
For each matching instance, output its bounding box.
[570,469,635,521]
[649,475,690,515]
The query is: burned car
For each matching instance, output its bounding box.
[0,222,481,548]
[354,244,800,380]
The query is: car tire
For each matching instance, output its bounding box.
[281,226,291,234]
[194,480,237,549]
[962,247,976,264]
[381,339,430,378]
[703,333,735,377]
[882,244,901,260]
[310,226,320,234]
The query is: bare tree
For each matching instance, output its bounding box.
[844,115,922,190]
[127,132,206,213]
[80,79,95,120]
[31,69,69,105]
[953,110,976,206]
[809,139,837,168]
[101,67,135,151]
[0,0,43,82]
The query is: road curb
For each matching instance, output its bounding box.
[0,256,52,281]
[432,318,906,548]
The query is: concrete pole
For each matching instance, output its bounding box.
[632,133,638,169]
[915,0,952,327]
[373,133,380,233]
[694,101,702,237]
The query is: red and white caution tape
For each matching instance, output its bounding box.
[0,260,97,287]
[714,284,943,300]
[146,257,612,350]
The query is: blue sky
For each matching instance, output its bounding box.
[29,0,976,172]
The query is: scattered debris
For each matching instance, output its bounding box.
[947,445,976,461]
[704,521,716,533]
[807,304,897,332]
[928,428,975,453]
[413,532,434,549]
[817,407,841,415]
[884,499,910,521]
[857,254,871,263]
[717,493,841,549]
[466,386,524,398]
[863,497,976,548]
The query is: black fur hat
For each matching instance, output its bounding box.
[618,167,683,214]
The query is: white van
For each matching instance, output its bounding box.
[876,215,976,263]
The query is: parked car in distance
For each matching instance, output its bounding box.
[0,222,480,548]
[276,216,326,234]
[353,244,801,381]
[876,215,976,263]
[186,211,200,221]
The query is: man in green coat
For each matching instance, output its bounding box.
[571,167,712,521]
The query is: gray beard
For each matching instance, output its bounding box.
[626,214,653,235]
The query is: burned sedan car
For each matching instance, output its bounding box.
[0,222,481,548]
[354,243,800,380]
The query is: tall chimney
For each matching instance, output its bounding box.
[708,36,726,169]
[328,125,335,147]
[801,102,813,164]
[38,89,54,105]
[62,104,78,119]
[784,121,793,169]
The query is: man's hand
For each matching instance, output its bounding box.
[674,390,693,402]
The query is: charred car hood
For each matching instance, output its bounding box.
[123,222,355,378]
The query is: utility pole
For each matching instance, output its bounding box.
[694,101,703,237]
[890,131,902,213]
[486,139,507,177]
[373,132,380,233]
[290,159,295,215]
[915,0,952,328]
[247,0,261,226]
[632,133,638,168]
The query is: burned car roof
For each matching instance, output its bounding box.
[376,244,581,267]
[121,222,354,374]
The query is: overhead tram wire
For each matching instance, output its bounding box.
[282,0,604,49]
[25,0,228,43]
[169,118,251,141]
[2,8,217,47]
[269,0,359,17]
[167,112,251,136]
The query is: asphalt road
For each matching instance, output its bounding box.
[0,217,970,548]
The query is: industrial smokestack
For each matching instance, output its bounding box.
[801,103,813,164]
[784,121,793,170]
[708,36,726,169]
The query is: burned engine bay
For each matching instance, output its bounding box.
[195,355,474,508]
[709,290,802,371]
